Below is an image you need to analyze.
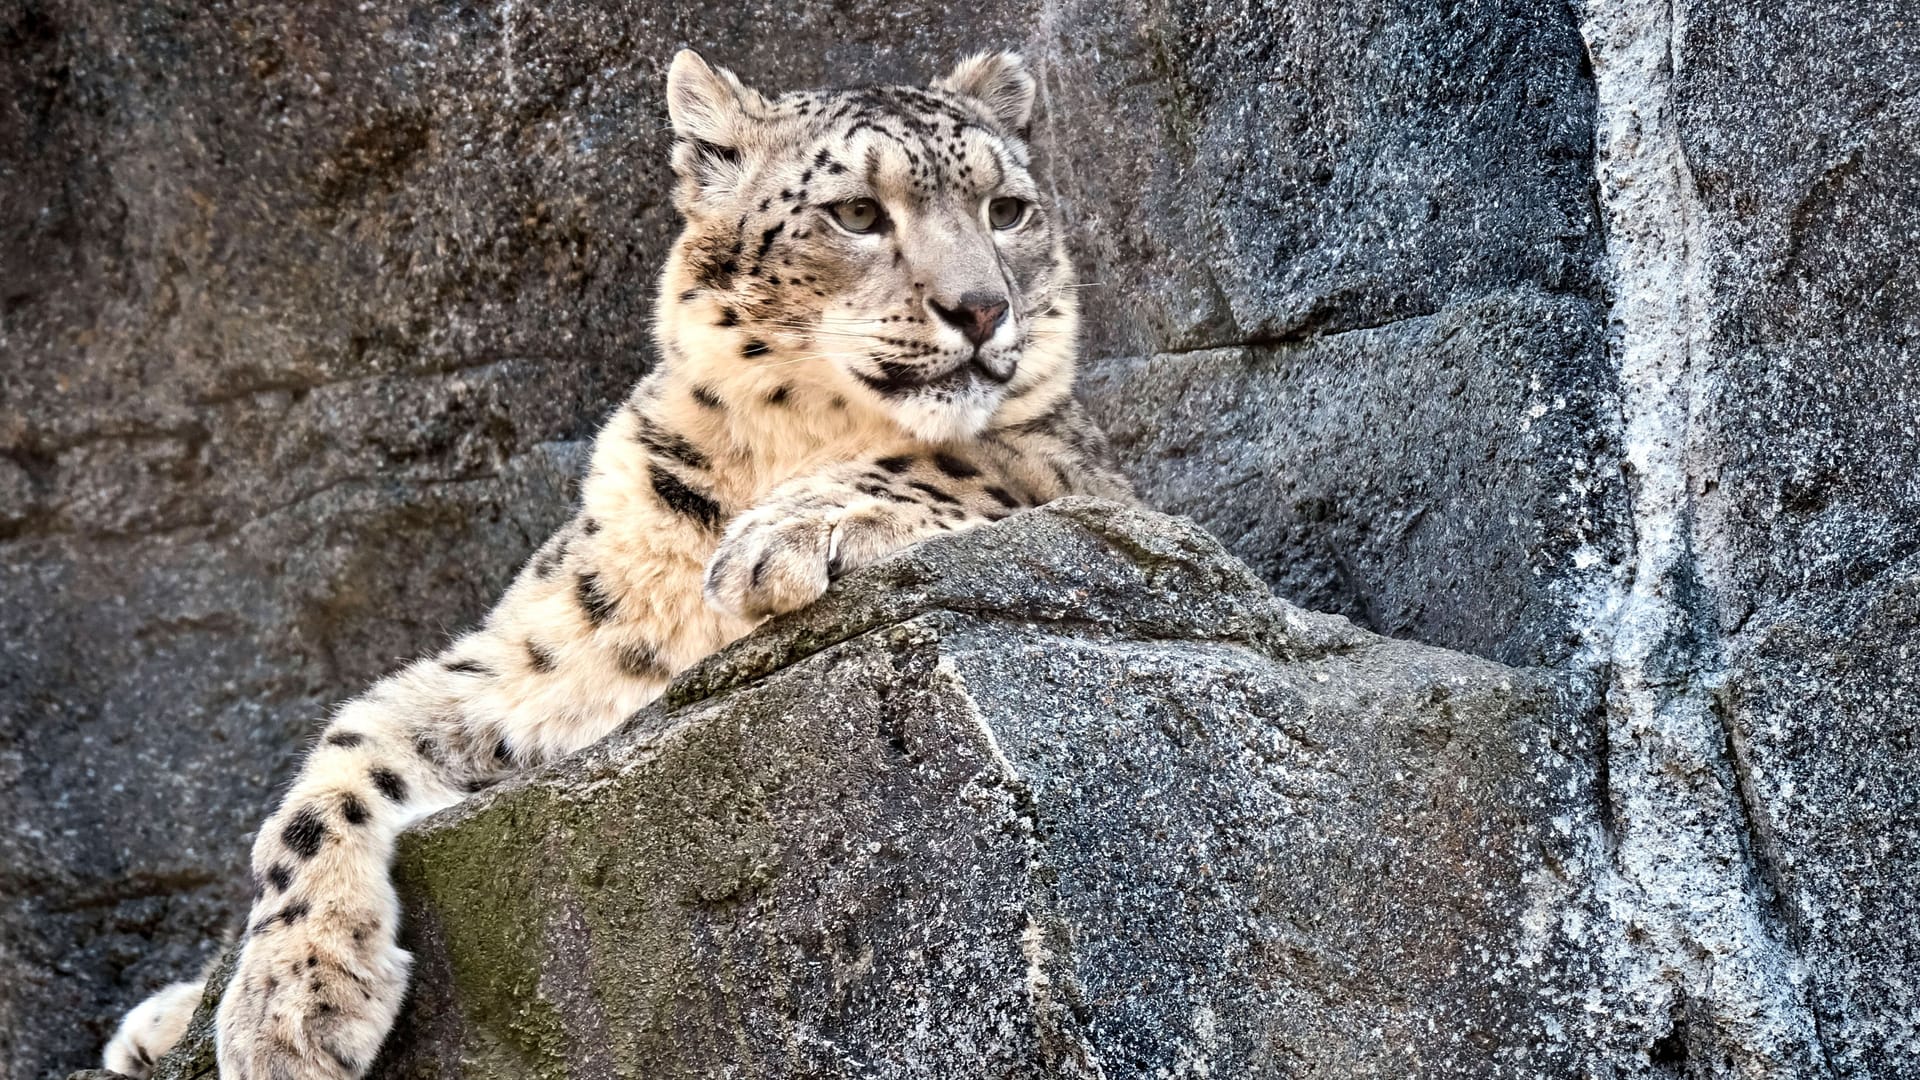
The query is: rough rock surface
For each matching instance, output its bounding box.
[1673,5,1920,1073]
[147,501,1617,1078]
[1082,288,1616,669]
[3,0,1915,1076]
[1051,0,1619,670]
[1578,0,1920,1074]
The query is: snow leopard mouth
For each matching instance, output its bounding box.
[854,353,1017,397]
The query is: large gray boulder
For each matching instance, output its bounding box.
[143,501,1619,1078]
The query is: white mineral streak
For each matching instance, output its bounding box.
[1578,0,1826,1071]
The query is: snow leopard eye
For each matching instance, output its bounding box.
[987,197,1027,230]
[828,199,884,234]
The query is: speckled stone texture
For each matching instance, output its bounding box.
[1673,2,1920,1073]
[147,501,1617,1079]
[1081,289,1618,669]
[1051,0,1621,669]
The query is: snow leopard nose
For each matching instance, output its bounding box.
[929,292,1009,347]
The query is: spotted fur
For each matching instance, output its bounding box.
[103,48,1131,1079]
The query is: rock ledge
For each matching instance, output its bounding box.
[141,501,1601,1079]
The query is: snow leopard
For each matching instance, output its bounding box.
[103,48,1132,1078]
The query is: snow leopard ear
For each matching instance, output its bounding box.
[666,49,768,192]
[934,51,1037,137]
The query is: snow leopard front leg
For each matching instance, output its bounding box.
[205,658,507,1080]
[128,503,705,1080]
[105,660,494,1080]
[705,437,1075,620]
